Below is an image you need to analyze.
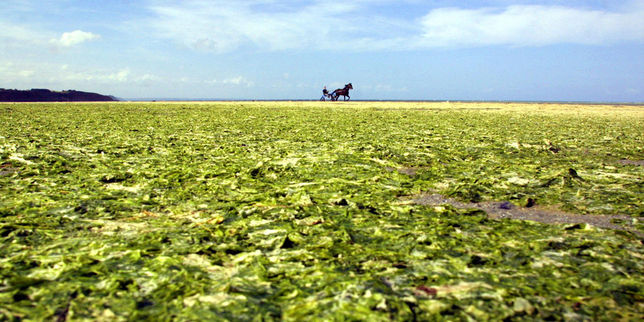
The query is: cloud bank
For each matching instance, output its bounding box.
[144,0,413,52]
[419,5,644,47]
[144,0,644,52]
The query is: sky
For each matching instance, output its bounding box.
[1,0,643,101]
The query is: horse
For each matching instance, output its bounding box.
[331,83,353,101]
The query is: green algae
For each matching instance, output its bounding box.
[0,102,642,320]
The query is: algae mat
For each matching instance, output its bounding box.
[1,102,643,320]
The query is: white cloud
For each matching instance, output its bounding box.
[206,76,254,87]
[18,70,34,77]
[142,1,644,52]
[50,30,100,47]
[53,67,129,83]
[0,62,139,88]
[144,0,409,52]
[419,4,644,47]
[222,76,253,86]
[137,74,160,82]
[105,69,130,82]
[0,21,48,45]
[0,62,35,81]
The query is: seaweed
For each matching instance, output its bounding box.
[0,102,642,320]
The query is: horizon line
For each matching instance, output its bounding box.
[121,98,644,105]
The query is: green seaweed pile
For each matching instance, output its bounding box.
[1,102,642,320]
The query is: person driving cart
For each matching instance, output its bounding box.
[320,86,330,100]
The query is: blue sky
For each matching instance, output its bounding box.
[1,0,643,101]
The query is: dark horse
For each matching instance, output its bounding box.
[331,83,353,101]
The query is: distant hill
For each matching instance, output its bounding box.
[0,88,117,102]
